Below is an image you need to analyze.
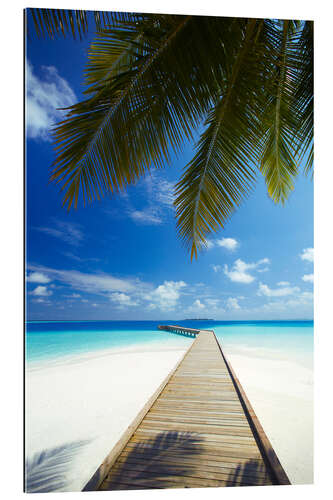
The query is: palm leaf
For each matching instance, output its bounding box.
[174,19,265,259]
[293,21,314,175]
[27,8,136,39]
[259,20,302,203]
[51,15,242,209]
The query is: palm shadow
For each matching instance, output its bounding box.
[25,439,90,493]
[101,430,203,490]
[226,458,272,487]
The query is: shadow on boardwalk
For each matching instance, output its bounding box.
[101,430,270,490]
[101,430,203,490]
[25,439,90,493]
[225,458,272,487]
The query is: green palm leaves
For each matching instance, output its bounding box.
[28,10,313,258]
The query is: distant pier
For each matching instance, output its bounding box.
[84,326,290,490]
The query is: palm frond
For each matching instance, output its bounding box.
[27,8,138,39]
[293,21,314,175]
[259,20,302,203]
[51,15,241,209]
[174,19,264,259]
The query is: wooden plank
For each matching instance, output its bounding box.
[118,449,268,474]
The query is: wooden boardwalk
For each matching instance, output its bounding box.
[84,327,290,491]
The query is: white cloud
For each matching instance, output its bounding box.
[128,209,162,225]
[226,297,241,310]
[32,298,51,305]
[211,265,222,273]
[30,285,53,297]
[205,237,239,251]
[26,60,76,140]
[205,240,215,250]
[26,272,51,284]
[205,298,220,308]
[35,220,84,246]
[193,299,205,310]
[154,179,175,207]
[216,238,239,251]
[277,281,290,286]
[110,293,138,308]
[65,293,81,299]
[186,297,221,315]
[224,258,270,284]
[27,264,145,297]
[302,274,314,283]
[300,248,314,263]
[145,281,186,311]
[257,282,300,297]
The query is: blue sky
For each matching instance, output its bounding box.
[25,11,314,321]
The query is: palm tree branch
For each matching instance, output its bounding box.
[175,19,263,259]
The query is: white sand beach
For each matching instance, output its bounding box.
[224,346,313,485]
[25,339,313,492]
[25,345,188,492]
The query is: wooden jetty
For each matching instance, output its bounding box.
[83,326,290,491]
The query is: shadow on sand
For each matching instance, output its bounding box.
[25,439,90,493]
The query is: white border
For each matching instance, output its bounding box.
[1,1,331,499]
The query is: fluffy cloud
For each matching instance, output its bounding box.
[26,272,51,284]
[128,209,162,225]
[110,293,138,308]
[205,240,215,249]
[35,220,84,246]
[205,298,220,308]
[145,281,186,311]
[302,274,314,283]
[185,297,222,315]
[30,285,53,297]
[226,297,241,310]
[26,60,76,140]
[211,265,222,273]
[206,237,239,251]
[257,283,300,297]
[224,258,270,284]
[216,238,239,251]
[300,248,314,263]
[277,281,290,286]
[192,299,205,310]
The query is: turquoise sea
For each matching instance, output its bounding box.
[25,320,313,368]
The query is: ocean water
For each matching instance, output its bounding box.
[25,320,313,368]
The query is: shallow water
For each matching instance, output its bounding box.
[26,319,313,370]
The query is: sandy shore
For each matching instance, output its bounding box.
[224,346,313,485]
[25,339,313,491]
[25,345,189,492]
